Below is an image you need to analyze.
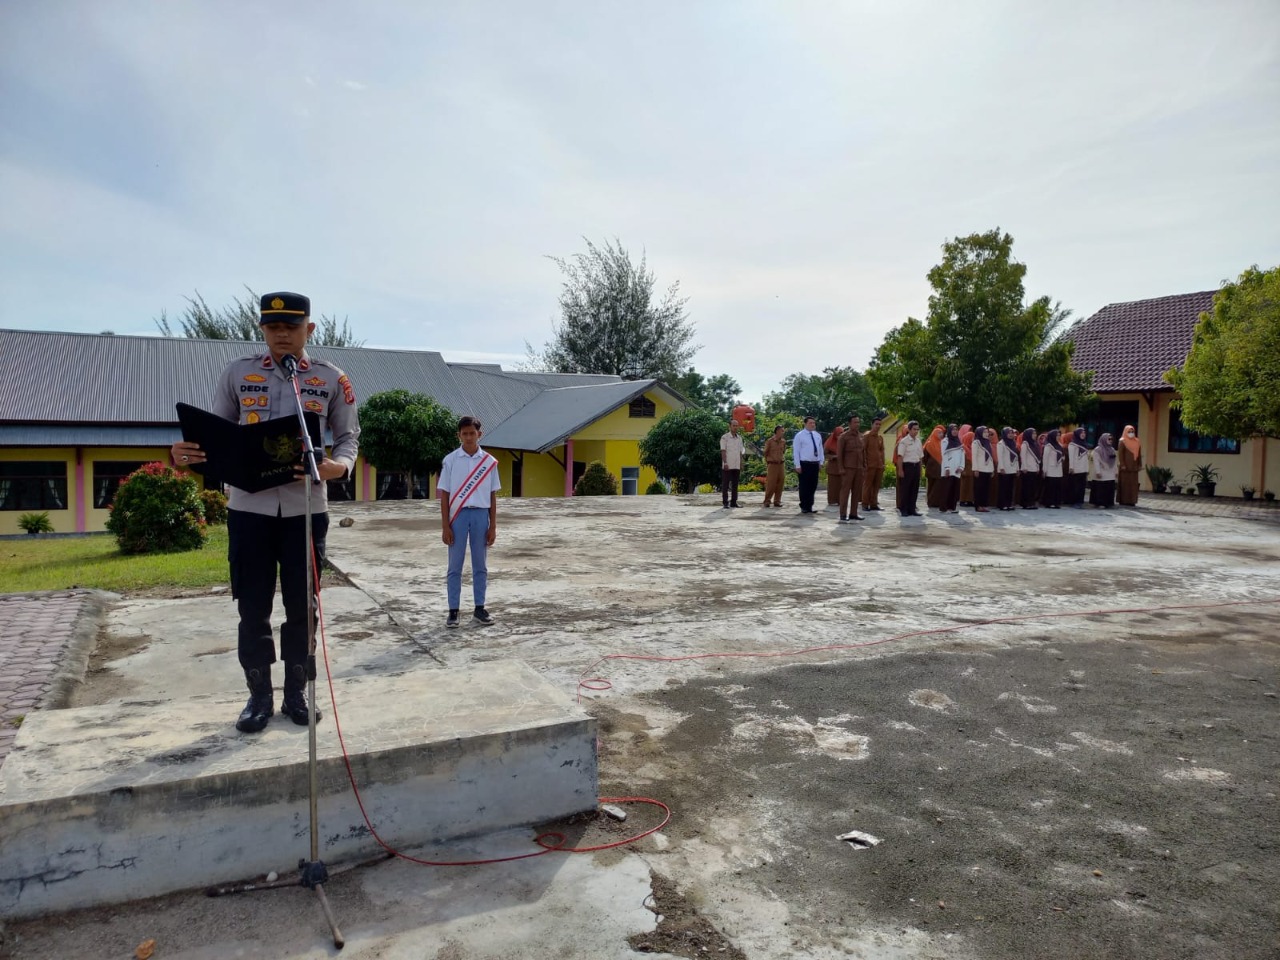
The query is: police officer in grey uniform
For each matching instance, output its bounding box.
[170,292,360,733]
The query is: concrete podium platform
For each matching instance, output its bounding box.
[0,660,597,919]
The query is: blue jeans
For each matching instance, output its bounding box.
[447,508,489,610]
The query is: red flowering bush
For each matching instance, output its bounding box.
[106,462,207,553]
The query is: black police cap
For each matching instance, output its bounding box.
[259,291,310,324]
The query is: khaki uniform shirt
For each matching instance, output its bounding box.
[762,436,786,463]
[837,429,865,470]
[863,431,885,470]
[211,351,361,517]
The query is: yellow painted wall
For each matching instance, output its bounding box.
[520,452,569,498]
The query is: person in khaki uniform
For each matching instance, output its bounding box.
[837,414,865,522]
[861,416,885,511]
[761,425,786,507]
[824,425,844,507]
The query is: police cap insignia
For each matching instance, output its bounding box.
[259,291,310,324]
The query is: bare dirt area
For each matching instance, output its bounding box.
[4,494,1279,959]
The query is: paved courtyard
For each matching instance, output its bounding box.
[2,493,1278,959]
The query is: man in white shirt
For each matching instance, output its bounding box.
[437,415,501,628]
[792,417,824,514]
[720,420,746,508]
[895,421,924,516]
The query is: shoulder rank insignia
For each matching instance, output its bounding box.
[338,374,355,405]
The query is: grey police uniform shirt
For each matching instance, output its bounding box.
[211,351,361,517]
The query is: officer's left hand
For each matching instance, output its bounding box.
[486,526,496,547]
[295,457,348,482]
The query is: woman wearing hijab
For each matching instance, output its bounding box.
[971,426,994,512]
[1066,427,1090,506]
[1118,425,1142,505]
[1091,432,1118,508]
[923,424,946,510]
[997,426,1019,510]
[824,425,844,508]
[940,424,964,512]
[958,424,975,506]
[1019,427,1041,509]
[1041,429,1065,508]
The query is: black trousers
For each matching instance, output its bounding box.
[897,461,921,514]
[997,473,1015,509]
[974,472,992,507]
[1090,479,1116,508]
[1043,475,1063,507]
[721,468,740,505]
[1066,472,1087,504]
[228,509,329,671]
[1020,472,1040,508]
[798,461,821,511]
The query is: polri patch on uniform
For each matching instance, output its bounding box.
[339,374,355,404]
[241,397,256,408]
[304,376,327,387]
[243,373,267,383]
[256,396,268,407]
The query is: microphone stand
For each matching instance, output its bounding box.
[281,353,345,949]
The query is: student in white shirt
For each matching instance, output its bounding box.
[939,424,965,512]
[1019,427,1041,509]
[970,426,994,513]
[1042,429,1065,509]
[1090,433,1118,508]
[996,427,1020,511]
[437,415,501,628]
[1066,427,1091,507]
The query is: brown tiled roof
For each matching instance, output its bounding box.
[1064,290,1218,393]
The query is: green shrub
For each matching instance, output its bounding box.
[696,483,715,494]
[18,512,54,534]
[644,480,669,495]
[574,461,618,496]
[881,463,897,488]
[739,481,763,492]
[199,489,229,525]
[106,462,207,554]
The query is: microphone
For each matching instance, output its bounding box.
[280,353,299,379]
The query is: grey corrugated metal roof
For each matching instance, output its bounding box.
[483,380,684,453]
[0,329,469,423]
[0,425,181,445]
[443,366,544,428]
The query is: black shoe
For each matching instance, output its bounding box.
[280,663,319,726]
[730,503,742,508]
[850,515,864,521]
[235,667,274,733]
[473,607,494,626]
[723,503,730,509]
[446,609,460,628]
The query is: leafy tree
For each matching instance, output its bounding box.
[761,367,879,433]
[1165,264,1280,438]
[528,238,697,380]
[740,410,804,487]
[672,369,742,420]
[867,229,1093,427]
[638,407,728,493]
[155,286,364,346]
[359,390,456,498]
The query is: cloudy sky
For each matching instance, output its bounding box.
[2,1,1277,400]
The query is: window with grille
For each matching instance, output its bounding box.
[93,461,150,508]
[621,466,640,495]
[628,396,656,418]
[0,461,68,511]
[1167,407,1240,454]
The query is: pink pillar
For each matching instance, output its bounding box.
[564,439,574,496]
[74,450,86,533]
[361,459,372,501]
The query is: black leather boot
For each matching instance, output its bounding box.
[235,666,274,733]
[281,663,321,726]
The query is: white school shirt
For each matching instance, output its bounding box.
[1020,446,1041,473]
[1043,446,1064,478]
[1092,453,1118,482]
[973,443,995,474]
[437,446,501,508]
[997,442,1019,474]
[793,429,824,469]
[720,432,746,470]
[896,435,923,464]
[1068,442,1090,475]
[941,444,965,478]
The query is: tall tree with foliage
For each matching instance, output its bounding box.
[359,390,456,498]
[155,286,364,347]
[672,369,742,420]
[1165,264,1280,438]
[529,238,697,380]
[638,407,727,493]
[867,229,1093,427]
[761,367,879,433]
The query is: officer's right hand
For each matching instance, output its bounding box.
[442,527,454,546]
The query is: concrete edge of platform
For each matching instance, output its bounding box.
[43,590,119,710]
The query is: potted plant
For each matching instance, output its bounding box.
[1167,480,1183,495]
[1187,463,1220,498]
[1241,485,1256,501]
[1266,490,1276,503]
[18,511,54,535]
[1145,465,1173,494]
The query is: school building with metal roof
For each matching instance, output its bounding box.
[0,329,687,533]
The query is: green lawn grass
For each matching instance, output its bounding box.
[0,527,229,594]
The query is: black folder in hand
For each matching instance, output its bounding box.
[176,403,324,493]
